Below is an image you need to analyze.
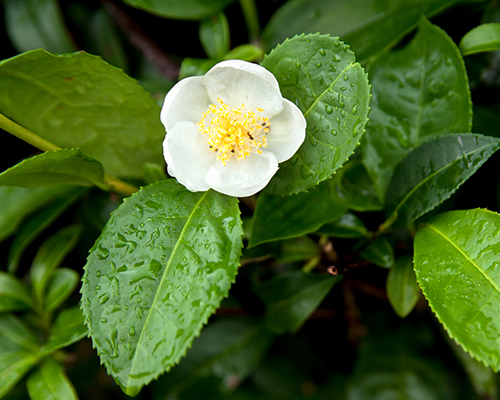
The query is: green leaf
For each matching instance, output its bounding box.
[414,209,500,371]
[200,13,230,60]
[45,269,80,312]
[0,272,33,313]
[0,49,165,178]
[4,0,77,54]
[31,225,82,304]
[249,179,346,248]
[254,271,341,334]
[0,149,106,188]
[385,134,500,229]
[223,44,264,62]
[262,0,480,62]
[40,307,87,356]
[261,33,370,195]
[362,17,472,199]
[387,256,420,318]
[0,314,41,398]
[7,187,86,273]
[27,358,78,400]
[0,185,77,243]
[81,179,242,396]
[460,23,500,56]
[179,58,218,79]
[316,213,368,238]
[121,0,236,20]
[142,162,167,185]
[277,237,320,264]
[360,237,394,268]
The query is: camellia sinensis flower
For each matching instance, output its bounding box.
[161,60,306,197]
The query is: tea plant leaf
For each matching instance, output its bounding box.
[387,256,420,318]
[223,44,264,62]
[414,209,500,371]
[360,237,394,268]
[45,269,80,312]
[27,358,78,400]
[362,17,472,199]
[385,134,500,228]
[199,13,230,60]
[0,272,33,313]
[460,23,500,56]
[81,179,242,396]
[262,33,370,195]
[0,49,165,178]
[122,0,236,20]
[317,213,368,238]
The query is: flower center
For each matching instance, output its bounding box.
[198,98,270,166]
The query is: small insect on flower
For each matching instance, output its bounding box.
[161,60,306,197]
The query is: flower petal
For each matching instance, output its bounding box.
[163,121,213,192]
[160,76,212,131]
[265,99,307,162]
[206,152,279,197]
[204,60,283,117]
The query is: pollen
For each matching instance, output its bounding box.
[198,98,270,166]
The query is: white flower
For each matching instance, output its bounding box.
[161,60,306,197]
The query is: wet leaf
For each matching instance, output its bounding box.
[262,33,370,195]
[414,209,500,372]
[460,23,500,56]
[360,237,394,268]
[0,272,33,313]
[317,213,368,238]
[0,49,165,178]
[81,179,242,396]
[122,0,236,20]
[362,17,472,199]
[27,358,78,400]
[385,134,500,228]
[387,256,420,318]
[0,149,106,188]
[200,13,230,60]
[249,179,346,248]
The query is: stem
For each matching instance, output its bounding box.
[239,0,260,42]
[302,254,321,273]
[0,113,139,196]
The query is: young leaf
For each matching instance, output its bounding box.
[45,269,80,312]
[199,13,230,60]
[362,17,472,199]
[223,44,264,62]
[316,213,368,238]
[385,134,500,228]
[40,307,88,356]
[142,162,167,185]
[0,149,106,188]
[4,0,77,54]
[360,237,394,268]
[414,209,500,371]
[387,256,420,318]
[262,33,370,195]
[81,180,242,396]
[26,358,78,400]
[122,0,236,20]
[0,272,33,313]
[254,271,341,334]
[179,58,218,79]
[0,49,165,178]
[460,23,500,56]
[249,179,346,248]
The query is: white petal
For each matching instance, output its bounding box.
[204,60,283,117]
[206,152,279,197]
[163,121,214,192]
[160,76,212,131]
[265,99,307,163]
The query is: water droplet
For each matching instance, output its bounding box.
[352,104,358,115]
[315,62,322,68]
[129,326,136,336]
[319,48,326,56]
[325,105,333,114]
[295,60,302,68]
[331,129,338,136]
[96,270,101,277]
[101,318,108,323]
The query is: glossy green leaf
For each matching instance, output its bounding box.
[387,256,420,318]
[121,0,236,20]
[317,213,368,238]
[249,179,347,248]
[360,237,394,268]
[414,209,500,371]
[223,44,264,62]
[27,358,78,400]
[7,187,85,273]
[4,0,77,54]
[0,185,76,243]
[0,314,41,398]
[45,269,80,312]
[362,17,472,199]
[81,179,242,396]
[200,13,230,60]
[262,0,480,62]
[254,271,341,334]
[460,23,500,56]
[31,225,82,304]
[0,149,106,188]
[0,272,33,313]
[385,134,500,228]
[0,49,165,178]
[40,307,87,356]
[261,34,370,195]
[179,58,218,79]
